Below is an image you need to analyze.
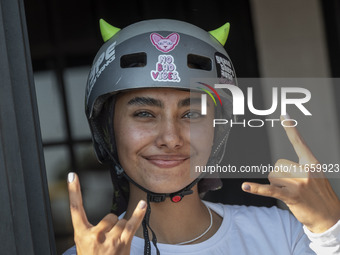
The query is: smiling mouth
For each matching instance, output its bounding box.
[143,155,190,168]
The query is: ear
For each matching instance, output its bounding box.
[151,33,163,43]
[168,33,179,43]
[99,19,121,42]
[209,22,230,46]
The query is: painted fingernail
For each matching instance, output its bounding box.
[67,172,75,183]
[138,200,147,209]
[242,184,251,191]
[281,113,291,120]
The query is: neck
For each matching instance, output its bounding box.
[124,183,222,245]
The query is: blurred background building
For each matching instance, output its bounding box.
[20,0,340,253]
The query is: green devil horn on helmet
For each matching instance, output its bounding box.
[99,19,121,42]
[209,22,230,46]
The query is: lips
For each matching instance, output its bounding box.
[143,155,190,168]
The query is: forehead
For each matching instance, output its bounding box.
[116,88,201,102]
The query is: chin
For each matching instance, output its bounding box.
[125,161,198,193]
[143,175,195,194]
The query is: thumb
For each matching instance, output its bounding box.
[242,182,286,201]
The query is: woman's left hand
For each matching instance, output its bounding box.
[242,117,340,233]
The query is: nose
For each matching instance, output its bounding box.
[155,118,184,150]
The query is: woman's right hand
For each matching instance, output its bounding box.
[67,172,147,255]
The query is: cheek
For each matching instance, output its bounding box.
[190,115,215,166]
[115,122,155,167]
[190,126,213,150]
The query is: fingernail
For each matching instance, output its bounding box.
[281,113,291,120]
[138,200,147,209]
[242,184,251,191]
[67,172,75,183]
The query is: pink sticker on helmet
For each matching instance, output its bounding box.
[150,33,180,53]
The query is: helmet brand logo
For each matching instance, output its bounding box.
[87,41,116,102]
[150,33,180,53]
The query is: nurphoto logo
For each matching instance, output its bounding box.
[199,83,312,128]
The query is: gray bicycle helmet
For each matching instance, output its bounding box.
[86,18,236,165]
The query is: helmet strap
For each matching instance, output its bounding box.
[117,165,201,203]
[116,165,204,255]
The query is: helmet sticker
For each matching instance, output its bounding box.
[215,52,235,82]
[150,33,180,53]
[151,55,181,82]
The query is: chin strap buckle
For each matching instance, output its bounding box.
[170,189,193,203]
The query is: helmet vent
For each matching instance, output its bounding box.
[120,52,147,68]
[187,54,212,71]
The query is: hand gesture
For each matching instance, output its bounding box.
[67,172,146,254]
[242,117,340,233]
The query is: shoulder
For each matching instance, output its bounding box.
[205,200,293,221]
[205,201,304,241]
[204,201,294,219]
[199,201,313,254]
[227,203,300,229]
[226,203,293,220]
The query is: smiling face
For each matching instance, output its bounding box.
[114,88,215,193]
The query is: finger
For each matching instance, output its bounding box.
[67,172,91,232]
[280,115,317,164]
[270,159,308,179]
[108,218,127,241]
[95,213,118,233]
[242,182,288,201]
[120,200,147,243]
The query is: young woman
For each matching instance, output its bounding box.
[64,19,340,255]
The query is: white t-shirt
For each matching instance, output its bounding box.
[63,201,340,255]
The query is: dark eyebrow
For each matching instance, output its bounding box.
[127,96,204,108]
[178,97,202,107]
[127,97,163,108]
